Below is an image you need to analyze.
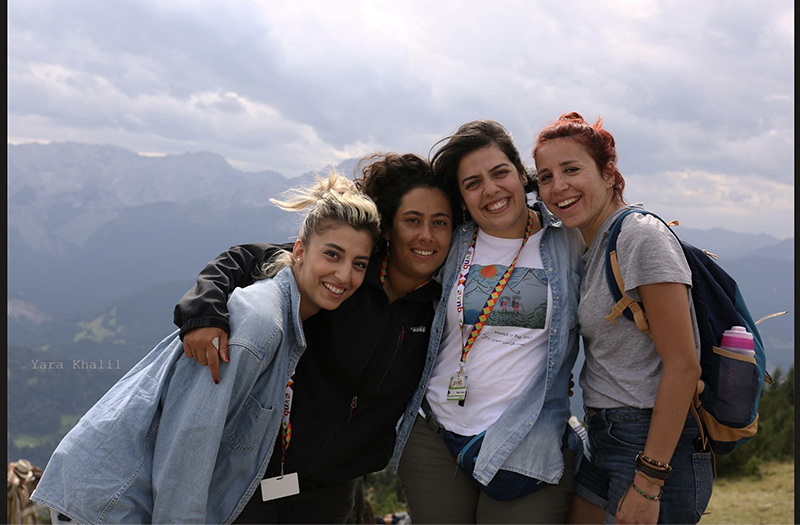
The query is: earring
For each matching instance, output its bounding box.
[462,209,468,223]
[385,239,390,253]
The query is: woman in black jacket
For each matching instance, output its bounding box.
[172,152,459,524]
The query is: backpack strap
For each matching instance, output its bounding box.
[604,250,651,335]
[603,209,657,337]
[689,392,716,477]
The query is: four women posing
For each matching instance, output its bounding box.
[33,114,712,524]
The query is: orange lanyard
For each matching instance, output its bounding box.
[279,376,294,476]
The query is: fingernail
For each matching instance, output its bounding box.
[224,355,229,363]
[214,379,219,384]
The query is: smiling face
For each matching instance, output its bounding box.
[387,186,453,284]
[535,138,621,246]
[457,143,530,238]
[292,223,374,320]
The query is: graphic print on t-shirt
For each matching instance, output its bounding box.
[463,264,548,329]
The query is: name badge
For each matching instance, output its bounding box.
[260,472,300,501]
[447,375,468,402]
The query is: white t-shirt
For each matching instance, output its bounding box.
[426,227,552,435]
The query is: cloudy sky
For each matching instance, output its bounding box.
[8,0,795,239]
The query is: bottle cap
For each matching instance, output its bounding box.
[720,326,754,351]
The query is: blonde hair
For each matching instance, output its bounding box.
[257,171,381,279]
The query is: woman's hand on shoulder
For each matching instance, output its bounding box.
[183,327,229,384]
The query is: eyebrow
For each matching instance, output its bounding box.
[461,162,511,185]
[401,210,452,219]
[539,159,580,174]
[322,243,370,260]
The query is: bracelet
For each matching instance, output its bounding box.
[635,469,666,487]
[634,461,670,481]
[637,452,672,471]
[631,482,662,501]
[635,452,672,480]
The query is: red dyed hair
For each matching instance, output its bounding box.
[533,112,626,204]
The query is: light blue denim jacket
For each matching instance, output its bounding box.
[31,268,306,524]
[391,202,586,485]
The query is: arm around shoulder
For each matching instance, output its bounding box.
[173,243,283,336]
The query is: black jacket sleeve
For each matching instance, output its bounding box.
[173,242,291,338]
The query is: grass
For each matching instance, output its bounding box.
[701,461,794,524]
[11,433,52,448]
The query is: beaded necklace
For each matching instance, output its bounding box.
[379,256,431,298]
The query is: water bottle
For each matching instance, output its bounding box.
[716,325,757,426]
[719,326,755,357]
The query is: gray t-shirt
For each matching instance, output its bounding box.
[578,204,700,409]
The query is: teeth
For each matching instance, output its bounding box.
[557,197,580,208]
[412,249,434,256]
[486,198,509,211]
[323,283,345,295]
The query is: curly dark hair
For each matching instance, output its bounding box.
[354,152,461,251]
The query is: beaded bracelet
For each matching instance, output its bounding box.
[635,452,671,480]
[635,469,666,487]
[631,482,663,501]
[637,452,672,471]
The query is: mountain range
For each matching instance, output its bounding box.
[6,142,794,467]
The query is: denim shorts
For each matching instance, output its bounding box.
[574,407,713,524]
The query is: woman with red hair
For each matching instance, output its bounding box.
[534,112,713,524]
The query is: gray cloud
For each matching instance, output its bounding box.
[8,0,794,237]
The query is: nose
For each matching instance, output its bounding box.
[551,173,569,194]
[333,264,352,284]
[483,178,500,197]
[419,221,434,241]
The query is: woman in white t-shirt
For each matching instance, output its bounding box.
[534,112,713,524]
[396,120,585,524]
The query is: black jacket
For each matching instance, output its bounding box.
[173,244,441,483]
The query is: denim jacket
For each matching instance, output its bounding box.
[391,202,585,485]
[31,268,306,524]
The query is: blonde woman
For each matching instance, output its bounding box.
[32,174,380,524]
